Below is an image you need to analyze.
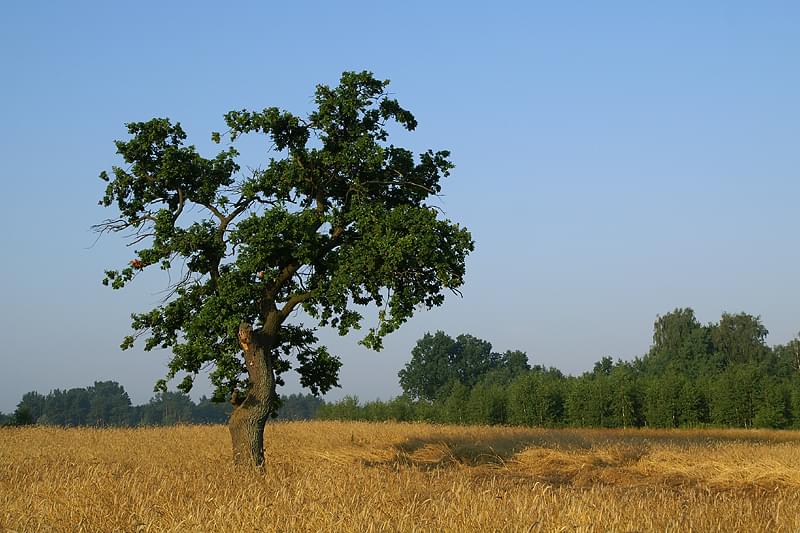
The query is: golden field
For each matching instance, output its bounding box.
[2,422,800,532]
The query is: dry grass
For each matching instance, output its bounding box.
[2,422,800,532]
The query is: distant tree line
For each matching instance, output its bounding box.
[1,382,323,427]
[4,308,798,430]
[318,309,800,429]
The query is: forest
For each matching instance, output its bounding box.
[319,308,800,429]
[4,308,798,430]
[1,385,321,427]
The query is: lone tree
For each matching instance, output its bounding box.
[96,72,473,466]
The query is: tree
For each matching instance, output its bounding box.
[398,331,459,401]
[192,395,233,424]
[566,375,600,427]
[644,370,686,428]
[137,391,196,426]
[645,308,714,375]
[317,395,362,421]
[398,332,501,401]
[10,405,35,426]
[791,336,800,374]
[711,312,769,366]
[607,361,644,428]
[500,350,531,376]
[769,334,800,378]
[439,380,471,423]
[507,368,566,427]
[791,378,800,429]
[96,72,473,466]
[711,363,762,427]
[465,382,507,425]
[14,392,46,424]
[43,388,91,426]
[754,381,792,429]
[87,381,132,426]
[451,334,498,388]
[275,393,324,420]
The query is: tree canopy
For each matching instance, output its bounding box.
[96,71,473,463]
[398,331,530,401]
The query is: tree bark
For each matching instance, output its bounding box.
[228,321,277,467]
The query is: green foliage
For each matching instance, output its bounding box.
[465,382,508,425]
[761,336,800,379]
[88,381,133,426]
[97,71,473,403]
[563,358,645,429]
[791,379,800,429]
[397,332,458,401]
[754,382,792,429]
[10,406,35,426]
[711,313,769,366]
[317,395,362,421]
[316,394,423,423]
[567,371,614,427]
[439,380,471,423]
[710,363,763,427]
[398,332,529,400]
[5,382,320,427]
[606,362,645,428]
[324,312,799,431]
[645,308,716,376]
[9,310,796,430]
[507,368,566,427]
[138,391,195,426]
[275,393,325,420]
[501,350,532,376]
[14,392,46,424]
[644,371,693,428]
[191,395,234,424]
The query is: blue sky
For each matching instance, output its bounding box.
[1,1,798,412]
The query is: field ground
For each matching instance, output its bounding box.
[2,422,800,532]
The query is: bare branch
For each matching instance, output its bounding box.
[126,232,156,246]
[362,179,438,195]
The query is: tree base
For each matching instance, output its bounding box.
[228,402,269,467]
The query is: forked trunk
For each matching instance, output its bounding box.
[228,322,276,467]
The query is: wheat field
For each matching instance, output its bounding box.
[2,422,800,532]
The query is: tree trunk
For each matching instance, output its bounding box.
[228,321,277,467]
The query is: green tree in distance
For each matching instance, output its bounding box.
[399,332,528,401]
[398,331,459,401]
[14,391,46,424]
[96,72,473,466]
[646,308,714,375]
[711,312,769,366]
[87,381,132,426]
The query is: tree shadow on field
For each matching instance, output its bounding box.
[363,430,599,471]
[360,427,800,487]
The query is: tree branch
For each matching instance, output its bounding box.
[279,291,314,320]
[265,260,300,301]
[202,202,226,223]
[173,187,186,221]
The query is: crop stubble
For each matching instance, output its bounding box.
[1,422,799,531]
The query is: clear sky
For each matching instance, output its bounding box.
[1,1,798,412]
